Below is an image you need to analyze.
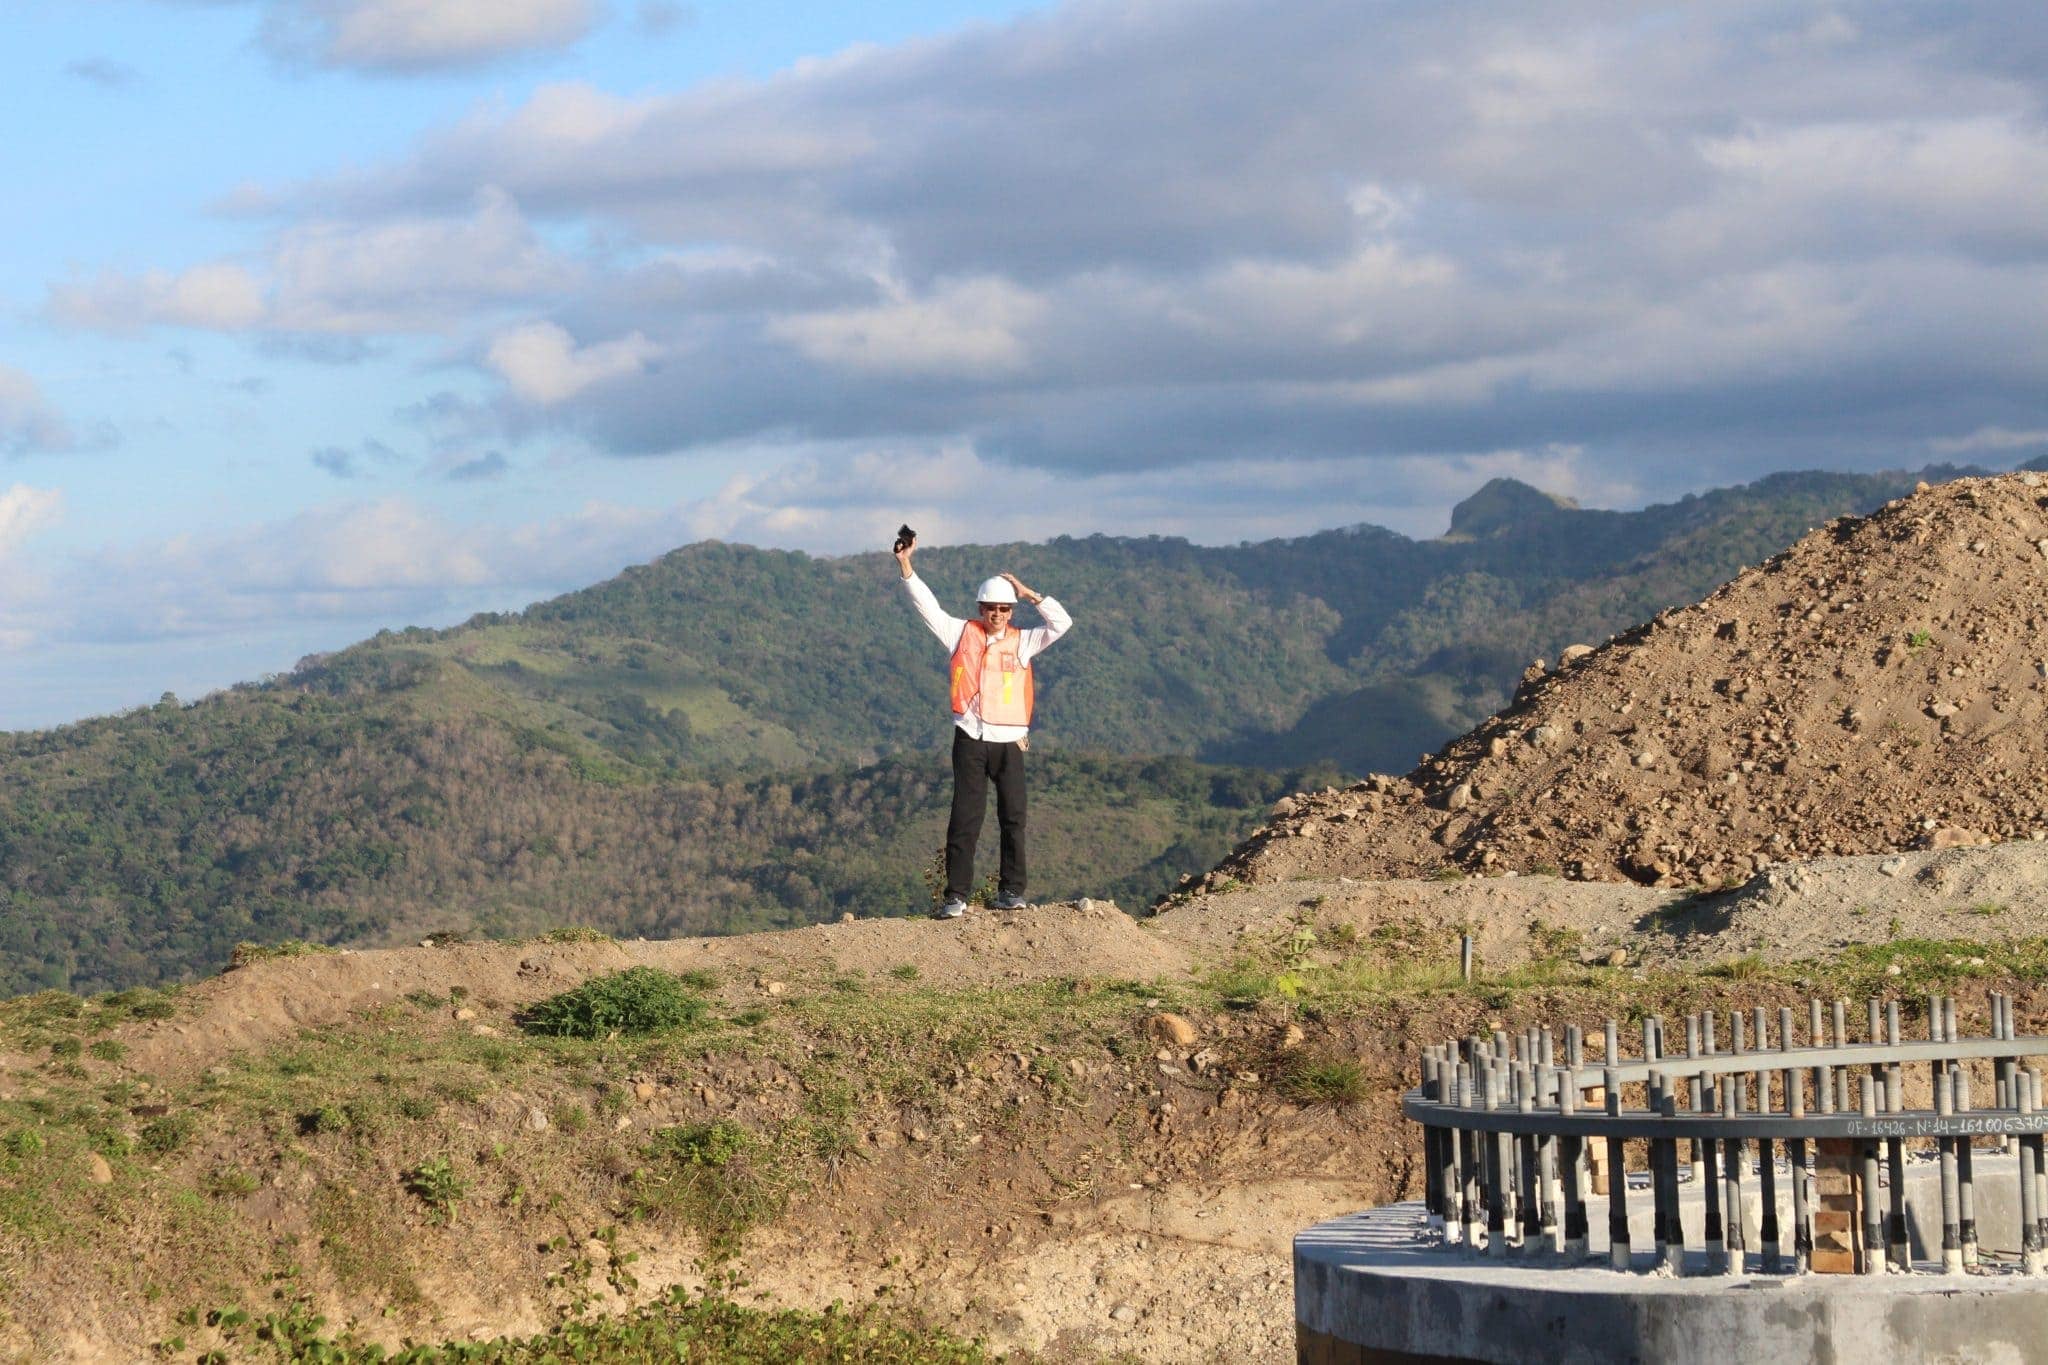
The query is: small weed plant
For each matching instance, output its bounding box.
[404,1155,468,1224]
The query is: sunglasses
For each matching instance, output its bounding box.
[978,602,1013,613]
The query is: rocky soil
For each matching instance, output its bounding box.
[1202,471,2048,892]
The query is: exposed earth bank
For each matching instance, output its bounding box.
[9,843,2048,1362]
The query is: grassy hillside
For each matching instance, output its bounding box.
[0,465,1972,992]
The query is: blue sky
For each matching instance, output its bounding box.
[3,0,2046,728]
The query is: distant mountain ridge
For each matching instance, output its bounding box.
[0,464,1987,993]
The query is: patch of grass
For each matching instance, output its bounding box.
[205,1166,261,1199]
[529,925,613,944]
[95,987,180,1022]
[1706,953,1772,982]
[1526,920,1584,962]
[631,1122,791,1255]
[1967,902,2005,917]
[392,1093,438,1121]
[1809,938,2048,997]
[139,1112,198,1155]
[178,1283,994,1364]
[313,1184,424,1306]
[518,967,709,1040]
[1275,1051,1370,1105]
[228,939,337,968]
[890,963,922,982]
[87,1039,127,1063]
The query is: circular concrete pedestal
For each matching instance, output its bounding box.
[1295,1203,2048,1364]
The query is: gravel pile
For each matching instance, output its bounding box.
[1205,471,2048,891]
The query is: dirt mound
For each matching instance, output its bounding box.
[1203,470,2048,891]
[126,899,1184,1079]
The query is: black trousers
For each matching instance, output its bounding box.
[945,728,1026,901]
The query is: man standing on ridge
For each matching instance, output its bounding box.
[895,530,1072,919]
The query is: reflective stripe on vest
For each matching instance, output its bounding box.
[949,621,1034,726]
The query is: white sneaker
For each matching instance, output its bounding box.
[992,891,1029,911]
[933,897,967,920]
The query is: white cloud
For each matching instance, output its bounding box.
[768,277,1045,378]
[79,0,2048,490]
[48,189,570,337]
[0,485,63,559]
[487,321,660,404]
[668,439,1624,551]
[0,367,76,455]
[259,0,599,71]
[48,263,267,334]
[0,485,63,650]
[1931,426,2048,455]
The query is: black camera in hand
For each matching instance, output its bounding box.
[893,524,917,554]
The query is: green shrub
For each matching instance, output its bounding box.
[519,968,707,1040]
[3,1129,44,1159]
[88,1039,127,1062]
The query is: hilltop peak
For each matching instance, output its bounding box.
[1442,478,1580,540]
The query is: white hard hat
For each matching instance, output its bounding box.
[976,576,1018,604]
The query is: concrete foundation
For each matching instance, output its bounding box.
[1296,1195,2048,1364]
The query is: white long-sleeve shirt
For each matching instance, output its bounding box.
[903,573,1072,742]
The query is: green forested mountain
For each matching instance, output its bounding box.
[0,466,1972,993]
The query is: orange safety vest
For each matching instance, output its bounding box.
[950,621,1034,726]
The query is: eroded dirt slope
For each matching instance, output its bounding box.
[10,848,2048,1362]
[1205,471,2048,892]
